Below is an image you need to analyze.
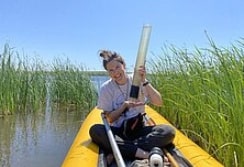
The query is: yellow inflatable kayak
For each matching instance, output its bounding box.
[62,105,223,167]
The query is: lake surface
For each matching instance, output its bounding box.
[0,110,84,167]
[0,75,109,167]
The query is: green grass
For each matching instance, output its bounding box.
[149,39,244,167]
[50,58,97,112]
[0,44,97,116]
[0,44,46,114]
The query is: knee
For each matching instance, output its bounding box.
[89,124,105,142]
[164,125,176,138]
[154,124,175,135]
[89,124,111,152]
[164,125,176,146]
[153,124,176,143]
[164,125,176,140]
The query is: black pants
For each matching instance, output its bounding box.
[89,124,175,159]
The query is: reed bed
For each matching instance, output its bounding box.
[0,44,97,116]
[0,44,46,115]
[50,58,97,112]
[149,39,244,167]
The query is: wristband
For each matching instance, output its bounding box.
[143,81,150,86]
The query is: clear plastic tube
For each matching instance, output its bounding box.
[130,24,152,99]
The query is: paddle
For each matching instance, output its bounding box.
[101,113,126,167]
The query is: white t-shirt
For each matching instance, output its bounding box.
[97,76,148,127]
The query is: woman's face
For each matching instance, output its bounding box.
[106,59,127,85]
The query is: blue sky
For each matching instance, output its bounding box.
[1,0,243,71]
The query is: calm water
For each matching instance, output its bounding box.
[0,75,109,167]
[0,110,84,167]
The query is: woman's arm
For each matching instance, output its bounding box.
[143,81,163,106]
[138,66,163,107]
[105,103,127,123]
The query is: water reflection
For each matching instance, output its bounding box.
[0,75,107,167]
[0,108,86,167]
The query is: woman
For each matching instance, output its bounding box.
[89,50,175,163]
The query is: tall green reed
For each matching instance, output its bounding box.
[0,44,46,115]
[51,58,97,112]
[0,44,98,116]
[149,40,244,167]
